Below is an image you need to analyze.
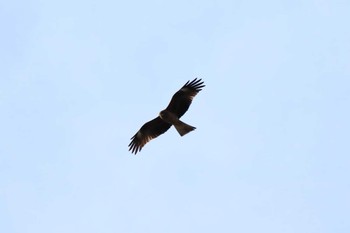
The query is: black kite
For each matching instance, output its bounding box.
[128,78,205,154]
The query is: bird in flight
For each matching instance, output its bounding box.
[128,78,205,154]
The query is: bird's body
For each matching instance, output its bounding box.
[128,78,205,154]
[159,110,196,136]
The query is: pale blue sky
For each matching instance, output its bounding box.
[1,0,350,232]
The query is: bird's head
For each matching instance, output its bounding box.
[159,110,166,118]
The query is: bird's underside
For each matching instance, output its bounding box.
[159,109,196,136]
[128,78,205,154]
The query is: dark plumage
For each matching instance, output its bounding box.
[128,78,205,154]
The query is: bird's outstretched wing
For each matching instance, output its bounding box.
[165,78,205,118]
[128,117,171,154]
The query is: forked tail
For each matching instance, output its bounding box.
[173,120,196,136]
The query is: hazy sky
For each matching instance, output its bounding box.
[1,0,350,232]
